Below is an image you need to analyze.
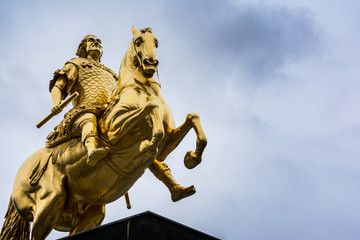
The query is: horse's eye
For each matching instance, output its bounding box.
[135,38,143,47]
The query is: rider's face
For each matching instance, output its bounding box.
[85,36,103,58]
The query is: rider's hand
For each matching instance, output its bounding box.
[51,105,62,115]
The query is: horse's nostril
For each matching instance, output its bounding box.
[144,58,159,66]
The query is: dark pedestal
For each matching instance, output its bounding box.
[59,211,220,240]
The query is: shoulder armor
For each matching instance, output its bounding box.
[66,58,83,68]
[49,59,78,97]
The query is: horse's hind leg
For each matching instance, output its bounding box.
[149,160,196,202]
[31,194,65,240]
[157,113,207,169]
[31,170,66,239]
[70,205,105,235]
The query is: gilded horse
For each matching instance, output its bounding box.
[0,27,207,240]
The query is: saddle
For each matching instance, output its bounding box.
[46,106,104,148]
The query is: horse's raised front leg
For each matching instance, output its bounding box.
[157,113,207,169]
[102,102,156,144]
[139,105,165,155]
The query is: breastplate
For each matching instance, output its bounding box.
[72,60,117,108]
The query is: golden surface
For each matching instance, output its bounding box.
[0,27,207,240]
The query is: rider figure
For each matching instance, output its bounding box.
[49,35,117,166]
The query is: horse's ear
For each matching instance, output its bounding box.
[131,26,139,35]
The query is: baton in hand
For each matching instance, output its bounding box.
[36,92,79,129]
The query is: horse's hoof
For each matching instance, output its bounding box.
[184,151,201,169]
[171,185,196,202]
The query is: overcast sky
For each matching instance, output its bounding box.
[1,0,360,239]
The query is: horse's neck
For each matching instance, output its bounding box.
[117,45,139,88]
[119,56,133,81]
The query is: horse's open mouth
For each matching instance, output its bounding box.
[142,58,158,77]
[142,65,157,77]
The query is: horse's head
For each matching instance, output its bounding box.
[131,26,159,78]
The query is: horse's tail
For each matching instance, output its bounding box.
[0,197,30,240]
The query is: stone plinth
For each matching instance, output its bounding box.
[59,211,220,240]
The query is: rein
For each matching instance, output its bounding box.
[120,66,139,92]
[156,69,161,88]
[132,37,143,69]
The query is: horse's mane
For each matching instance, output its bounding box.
[140,27,152,33]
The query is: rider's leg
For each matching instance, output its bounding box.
[70,205,105,235]
[75,113,108,166]
[149,160,196,202]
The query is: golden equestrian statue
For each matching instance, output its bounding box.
[0,26,207,240]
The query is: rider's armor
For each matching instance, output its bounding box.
[69,58,117,108]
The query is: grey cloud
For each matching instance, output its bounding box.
[1,1,359,239]
[163,1,322,81]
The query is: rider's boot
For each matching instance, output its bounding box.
[149,160,196,202]
[85,136,109,167]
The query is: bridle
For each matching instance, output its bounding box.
[131,35,161,87]
[132,37,143,69]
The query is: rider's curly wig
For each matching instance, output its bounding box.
[76,35,102,61]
